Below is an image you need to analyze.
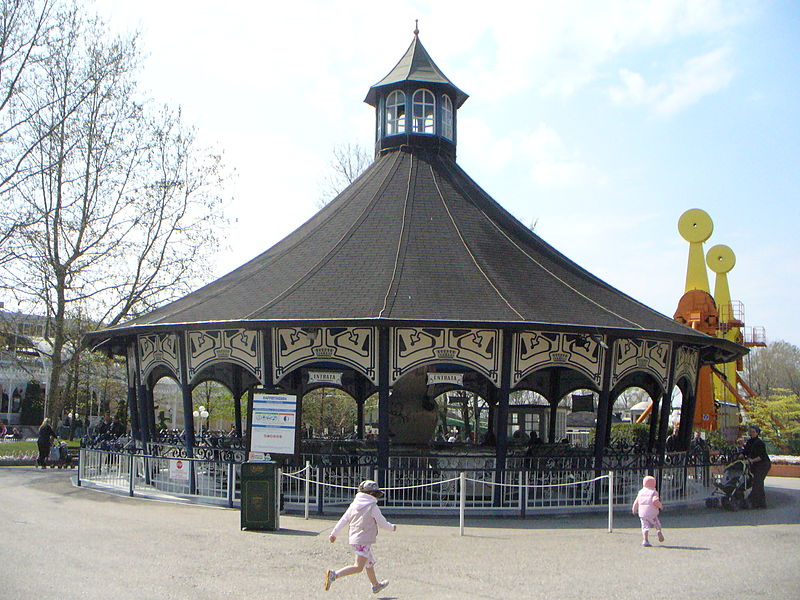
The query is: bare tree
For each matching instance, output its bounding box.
[0,0,57,267]
[745,340,800,398]
[318,142,371,206]
[3,5,227,419]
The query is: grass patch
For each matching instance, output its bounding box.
[0,439,80,456]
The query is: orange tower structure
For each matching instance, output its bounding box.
[673,209,765,441]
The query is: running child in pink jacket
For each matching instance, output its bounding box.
[632,475,665,547]
[325,480,397,594]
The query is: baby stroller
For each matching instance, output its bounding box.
[48,441,74,469]
[705,458,752,511]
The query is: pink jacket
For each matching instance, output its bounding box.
[331,492,395,545]
[632,487,663,519]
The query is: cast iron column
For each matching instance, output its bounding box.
[547,368,561,443]
[377,327,390,483]
[647,393,661,450]
[493,330,513,506]
[593,337,616,480]
[656,348,678,457]
[126,342,141,443]
[232,368,243,438]
[177,332,195,458]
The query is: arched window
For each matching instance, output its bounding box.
[412,89,435,133]
[385,90,406,135]
[441,94,453,140]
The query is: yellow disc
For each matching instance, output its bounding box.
[678,209,713,243]
[706,244,735,273]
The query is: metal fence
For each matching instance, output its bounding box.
[79,448,239,507]
[78,448,714,516]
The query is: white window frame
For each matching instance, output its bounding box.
[412,89,435,134]
[441,94,453,140]
[385,90,406,135]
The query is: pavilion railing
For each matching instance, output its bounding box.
[78,446,730,514]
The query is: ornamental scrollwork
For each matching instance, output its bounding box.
[512,331,604,388]
[612,338,670,389]
[187,329,262,381]
[273,327,377,385]
[391,327,500,386]
[673,346,699,393]
[138,333,181,380]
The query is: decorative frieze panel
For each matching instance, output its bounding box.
[187,329,262,381]
[673,346,699,393]
[612,339,671,390]
[512,331,604,388]
[273,327,377,385]
[391,327,501,386]
[138,333,180,380]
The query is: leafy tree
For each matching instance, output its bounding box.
[113,399,127,429]
[20,379,44,424]
[747,389,800,454]
[192,381,234,431]
[302,387,356,437]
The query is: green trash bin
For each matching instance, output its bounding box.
[240,461,279,531]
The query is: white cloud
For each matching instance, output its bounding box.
[522,124,607,188]
[610,46,735,115]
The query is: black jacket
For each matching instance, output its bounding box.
[37,424,56,444]
[743,436,770,464]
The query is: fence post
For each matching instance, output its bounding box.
[316,467,323,515]
[459,472,466,537]
[276,468,282,530]
[304,461,311,520]
[519,471,527,519]
[77,449,82,487]
[607,470,614,533]
[128,453,135,497]
[227,462,235,508]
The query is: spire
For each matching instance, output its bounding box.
[364,33,468,108]
[414,19,419,37]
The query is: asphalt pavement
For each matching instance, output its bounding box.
[1,467,798,600]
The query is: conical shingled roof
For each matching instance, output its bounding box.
[364,34,468,108]
[101,146,731,351]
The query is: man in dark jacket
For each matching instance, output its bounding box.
[743,424,771,508]
[110,417,125,438]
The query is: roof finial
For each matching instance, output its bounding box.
[414,19,419,37]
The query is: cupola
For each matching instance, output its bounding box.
[365,24,468,160]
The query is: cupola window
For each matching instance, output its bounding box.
[385,90,406,135]
[441,94,453,140]
[412,89,435,133]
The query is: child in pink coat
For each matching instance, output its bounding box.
[632,475,664,547]
[325,480,396,594]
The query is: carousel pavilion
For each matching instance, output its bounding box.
[85,30,745,487]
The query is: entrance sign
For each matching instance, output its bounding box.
[251,392,298,455]
[169,459,189,481]
[427,373,463,386]
[308,370,343,385]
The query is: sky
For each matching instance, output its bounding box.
[93,0,800,347]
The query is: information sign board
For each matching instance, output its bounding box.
[250,392,298,455]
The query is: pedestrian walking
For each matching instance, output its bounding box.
[743,424,771,508]
[632,475,665,547]
[324,480,396,594]
[36,418,58,468]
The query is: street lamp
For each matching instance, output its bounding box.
[193,405,209,436]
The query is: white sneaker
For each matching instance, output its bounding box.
[372,580,389,594]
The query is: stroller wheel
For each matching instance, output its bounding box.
[721,497,735,511]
